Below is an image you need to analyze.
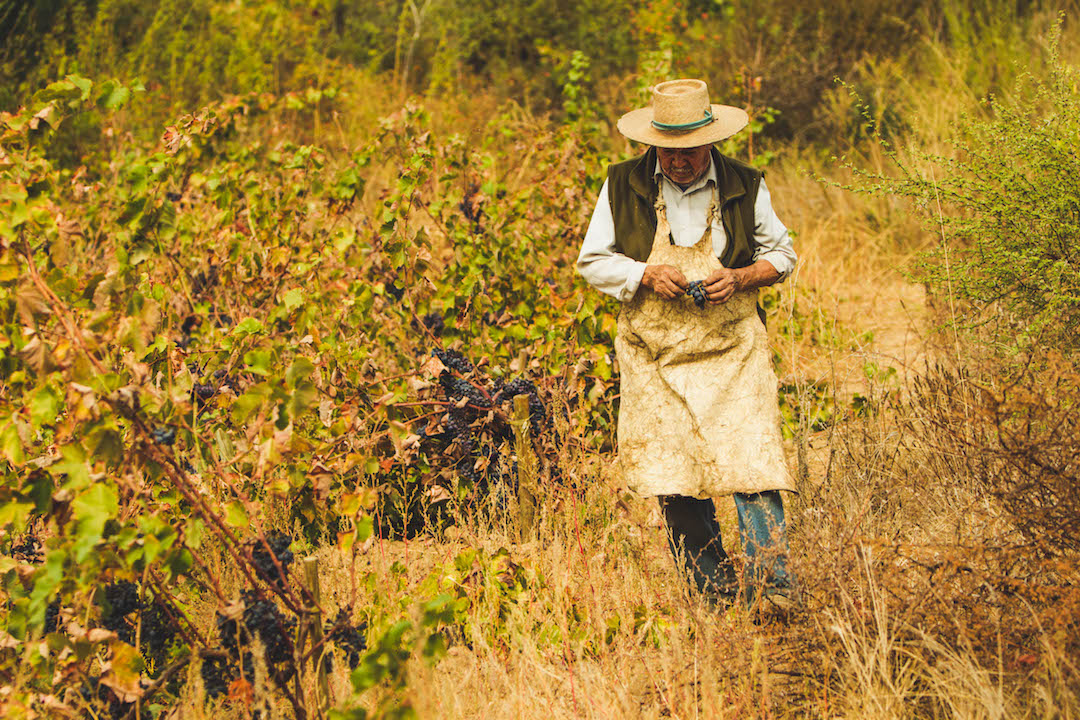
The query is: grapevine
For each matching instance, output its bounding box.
[0,74,609,719]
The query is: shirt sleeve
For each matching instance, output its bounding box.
[576,178,648,302]
[752,179,797,282]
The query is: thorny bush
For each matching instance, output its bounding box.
[847,26,1080,354]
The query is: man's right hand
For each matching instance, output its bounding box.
[641,264,688,299]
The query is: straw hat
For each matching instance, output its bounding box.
[617,79,748,148]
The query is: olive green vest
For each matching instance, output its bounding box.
[607,147,762,268]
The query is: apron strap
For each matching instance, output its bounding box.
[651,183,674,252]
[691,184,722,253]
[707,185,721,228]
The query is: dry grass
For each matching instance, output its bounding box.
[175,349,1078,718]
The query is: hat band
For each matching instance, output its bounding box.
[651,108,714,132]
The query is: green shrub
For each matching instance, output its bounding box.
[848,24,1080,354]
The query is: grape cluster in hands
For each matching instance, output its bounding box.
[686,280,707,308]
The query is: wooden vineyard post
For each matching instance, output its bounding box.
[513,394,538,541]
[302,556,331,713]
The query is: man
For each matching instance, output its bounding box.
[576,79,797,607]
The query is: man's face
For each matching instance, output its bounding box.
[657,145,711,187]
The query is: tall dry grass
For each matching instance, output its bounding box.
[170,346,1079,718]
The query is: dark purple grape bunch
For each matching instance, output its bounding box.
[102,581,140,619]
[212,368,242,393]
[421,312,445,336]
[9,534,43,563]
[439,409,470,445]
[249,531,294,587]
[386,282,405,301]
[686,280,707,309]
[192,382,217,405]
[150,426,177,445]
[215,590,296,667]
[98,582,179,663]
[242,594,295,665]
[495,377,548,435]
[139,601,178,663]
[200,655,232,699]
[439,374,491,408]
[100,581,140,643]
[44,600,60,634]
[435,349,490,408]
[433,348,473,374]
[325,608,368,669]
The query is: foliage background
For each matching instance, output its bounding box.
[1,1,1080,718]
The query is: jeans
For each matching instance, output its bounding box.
[659,491,789,598]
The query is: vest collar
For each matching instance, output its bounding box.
[628,146,747,205]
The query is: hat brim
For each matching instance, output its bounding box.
[616,104,749,148]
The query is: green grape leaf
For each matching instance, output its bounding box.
[72,483,119,562]
[0,422,24,465]
[283,288,304,311]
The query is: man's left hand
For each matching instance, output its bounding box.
[703,268,743,304]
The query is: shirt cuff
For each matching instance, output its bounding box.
[622,261,648,302]
[755,250,795,281]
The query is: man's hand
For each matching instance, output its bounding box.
[642,264,689,299]
[704,260,781,304]
[703,267,743,304]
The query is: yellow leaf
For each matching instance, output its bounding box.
[224,501,249,528]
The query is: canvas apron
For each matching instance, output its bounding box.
[614,189,794,498]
